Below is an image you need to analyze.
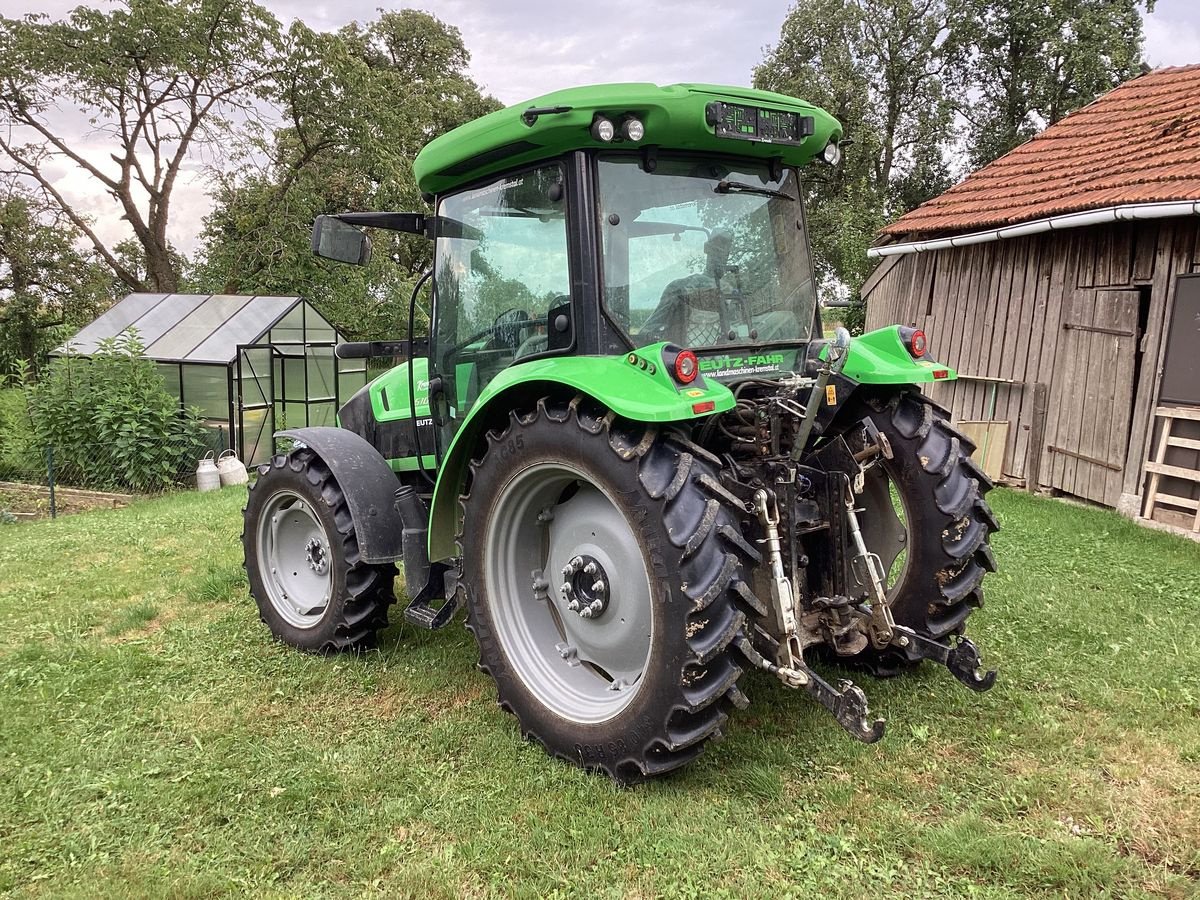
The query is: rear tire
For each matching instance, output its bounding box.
[855,391,998,673]
[459,396,762,783]
[243,449,396,652]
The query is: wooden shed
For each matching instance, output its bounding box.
[863,65,1200,539]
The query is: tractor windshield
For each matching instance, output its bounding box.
[597,155,816,350]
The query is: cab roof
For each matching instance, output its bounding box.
[412,82,842,196]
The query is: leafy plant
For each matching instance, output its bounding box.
[0,363,41,481]
[26,330,208,492]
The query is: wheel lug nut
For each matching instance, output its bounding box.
[591,580,605,594]
[583,562,597,576]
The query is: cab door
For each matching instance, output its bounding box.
[428,164,573,454]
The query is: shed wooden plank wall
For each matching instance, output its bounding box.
[863,219,1200,509]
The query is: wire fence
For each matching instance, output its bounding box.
[0,427,229,521]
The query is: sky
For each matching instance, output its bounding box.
[4,0,1200,256]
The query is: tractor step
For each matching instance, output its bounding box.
[401,565,459,630]
[402,596,458,629]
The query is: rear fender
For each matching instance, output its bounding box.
[426,346,735,562]
[829,325,957,385]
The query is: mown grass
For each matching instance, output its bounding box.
[0,487,1197,898]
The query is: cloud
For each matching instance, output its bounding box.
[1144,2,1200,68]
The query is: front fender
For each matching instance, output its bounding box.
[427,345,735,562]
[277,427,404,564]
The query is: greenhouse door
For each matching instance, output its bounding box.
[236,344,275,467]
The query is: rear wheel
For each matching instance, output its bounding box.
[851,391,998,672]
[243,449,396,652]
[460,396,761,782]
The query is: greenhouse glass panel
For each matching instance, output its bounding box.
[238,347,272,408]
[306,349,336,400]
[338,366,368,401]
[282,357,307,402]
[128,294,209,349]
[282,401,308,430]
[241,406,274,467]
[308,402,336,427]
[146,295,253,362]
[304,304,337,342]
[270,306,305,346]
[181,364,231,420]
[59,293,167,355]
[188,296,293,363]
[157,363,181,398]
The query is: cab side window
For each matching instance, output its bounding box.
[433,166,570,419]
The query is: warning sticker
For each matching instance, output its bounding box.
[825,384,837,405]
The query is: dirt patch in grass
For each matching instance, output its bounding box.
[1099,736,1200,880]
[0,481,134,522]
[253,680,488,727]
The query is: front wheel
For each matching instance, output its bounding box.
[243,449,395,652]
[459,396,761,782]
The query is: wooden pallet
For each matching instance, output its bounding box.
[1141,406,1200,536]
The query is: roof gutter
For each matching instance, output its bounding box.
[868,200,1200,258]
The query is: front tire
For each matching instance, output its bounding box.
[853,391,998,672]
[243,449,396,652]
[460,396,761,782]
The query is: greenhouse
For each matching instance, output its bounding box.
[54,293,368,466]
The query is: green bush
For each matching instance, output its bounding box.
[26,331,209,493]
[0,378,42,483]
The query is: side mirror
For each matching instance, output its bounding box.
[311,215,372,266]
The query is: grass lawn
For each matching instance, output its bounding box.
[0,487,1197,898]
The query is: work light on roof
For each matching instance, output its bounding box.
[591,116,615,142]
[822,141,842,166]
[621,116,645,142]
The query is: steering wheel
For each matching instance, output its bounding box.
[447,313,548,359]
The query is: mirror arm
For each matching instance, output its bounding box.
[333,211,428,236]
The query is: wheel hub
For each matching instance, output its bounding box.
[305,536,329,575]
[483,462,654,724]
[559,554,610,619]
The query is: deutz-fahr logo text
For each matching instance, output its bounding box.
[699,353,785,378]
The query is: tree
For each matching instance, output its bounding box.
[195,10,499,340]
[0,0,281,293]
[755,0,956,310]
[0,183,113,376]
[952,0,1154,168]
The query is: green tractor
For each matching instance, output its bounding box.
[243,83,997,782]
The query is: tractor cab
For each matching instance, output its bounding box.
[314,83,841,458]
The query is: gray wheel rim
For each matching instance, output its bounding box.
[858,464,910,595]
[256,489,333,629]
[484,462,654,724]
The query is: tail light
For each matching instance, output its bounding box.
[673,349,699,384]
[898,326,927,358]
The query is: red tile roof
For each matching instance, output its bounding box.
[880,64,1200,238]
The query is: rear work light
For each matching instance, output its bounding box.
[673,349,699,384]
[898,326,927,358]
